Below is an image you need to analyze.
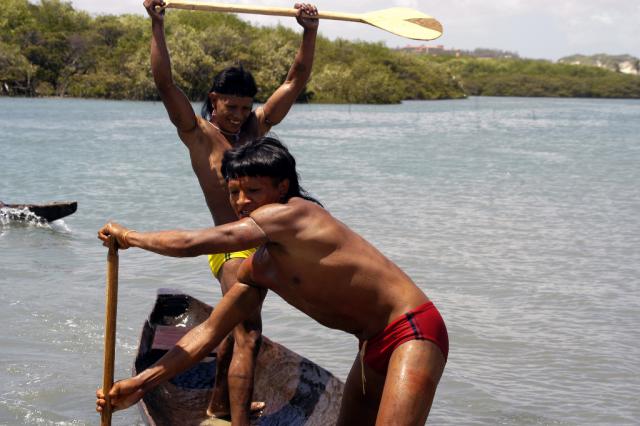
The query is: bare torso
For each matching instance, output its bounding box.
[238,199,430,340]
[182,114,262,225]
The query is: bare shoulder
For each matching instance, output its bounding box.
[176,115,209,146]
[250,199,304,224]
[251,107,263,123]
[250,198,319,237]
[251,106,272,136]
[180,117,233,153]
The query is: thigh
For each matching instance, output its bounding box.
[337,355,386,426]
[218,258,263,344]
[218,258,244,293]
[376,340,446,426]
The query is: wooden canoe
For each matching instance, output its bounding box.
[133,289,345,426]
[0,201,77,222]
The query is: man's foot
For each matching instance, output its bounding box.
[250,401,266,415]
[206,401,266,418]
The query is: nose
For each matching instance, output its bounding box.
[237,191,250,206]
[230,107,244,119]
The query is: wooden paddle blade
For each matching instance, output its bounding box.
[363,7,443,41]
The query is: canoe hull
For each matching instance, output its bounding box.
[0,201,77,222]
[134,290,344,426]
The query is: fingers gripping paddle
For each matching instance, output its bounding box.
[162,1,443,41]
[101,237,119,426]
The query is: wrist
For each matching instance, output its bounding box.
[122,230,137,247]
[138,365,166,393]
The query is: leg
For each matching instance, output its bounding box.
[227,309,263,426]
[336,355,386,426]
[376,340,446,425]
[207,333,233,417]
[207,259,264,425]
[207,259,243,418]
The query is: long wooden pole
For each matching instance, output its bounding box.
[101,237,119,426]
[163,0,362,22]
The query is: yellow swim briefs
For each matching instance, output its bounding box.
[208,248,257,278]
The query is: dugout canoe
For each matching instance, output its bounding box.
[0,201,77,222]
[133,289,345,426]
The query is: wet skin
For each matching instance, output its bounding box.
[96,175,446,424]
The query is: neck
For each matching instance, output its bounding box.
[210,118,240,143]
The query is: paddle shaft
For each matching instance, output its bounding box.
[101,238,119,426]
[163,0,364,23]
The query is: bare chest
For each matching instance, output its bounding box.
[243,247,304,289]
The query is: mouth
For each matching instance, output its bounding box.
[238,209,251,218]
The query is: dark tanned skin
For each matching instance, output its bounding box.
[141,1,318,424]
[96,176,446,425]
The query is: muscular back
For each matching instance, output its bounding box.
[239,199,429,340]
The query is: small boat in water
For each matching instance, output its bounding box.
[134,289,344,426]
[0,201,77,222]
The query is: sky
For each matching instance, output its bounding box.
[68,0,640,60]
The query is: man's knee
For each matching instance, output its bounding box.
[234,329,262,356]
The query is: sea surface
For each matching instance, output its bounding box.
[1,96,639,425]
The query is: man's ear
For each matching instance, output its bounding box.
[209,92,218,108]
[278,179,290,200]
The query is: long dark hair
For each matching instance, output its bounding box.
[222,137,322,206]
[201,65,258,120]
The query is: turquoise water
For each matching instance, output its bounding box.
[1,96,639,425]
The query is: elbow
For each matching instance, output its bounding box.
[181,243,203,258]
[290,64,311,84]
[156,80,176,95]
[180,247,201,258]
[171,233,203,258]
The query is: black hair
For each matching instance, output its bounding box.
[222,137,322,206]
[201,65,258,120]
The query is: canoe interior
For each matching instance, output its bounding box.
[134,291,344,426]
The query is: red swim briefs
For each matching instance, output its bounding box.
[360,301,449,375]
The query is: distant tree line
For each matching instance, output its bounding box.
[431,56,640,98]
[1,0,639,103]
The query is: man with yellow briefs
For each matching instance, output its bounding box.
[143,0,319,422]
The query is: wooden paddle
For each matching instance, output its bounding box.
[101,237,119,426]
[161,0,443,41]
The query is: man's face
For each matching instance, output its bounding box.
[228,176,288,218]
[210,93,253,133]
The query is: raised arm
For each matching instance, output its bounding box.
[97,217,268,257]
[144,0,199,134]
[256,3,319,134]
[96,282,266,413]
